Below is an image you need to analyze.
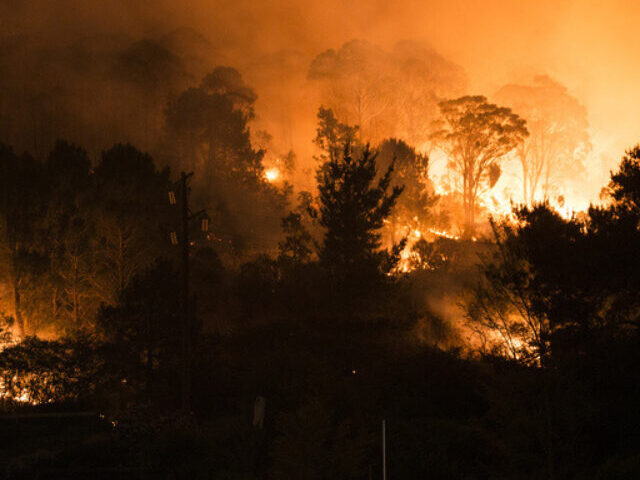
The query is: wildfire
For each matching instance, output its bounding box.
[0,378,37,405]
[426,228,460,240]
[394,227,449,273]
[482,187,588,221]
[0,335,40,405]
[264,167,281,183]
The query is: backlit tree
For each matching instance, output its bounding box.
[495,76,590,205]
[432,95,528,234]
[317,143,404,300]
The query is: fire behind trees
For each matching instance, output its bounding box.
[494,76,591,206]
[0,121,639,477]
[430,95,529,236]
[0,61,636,478]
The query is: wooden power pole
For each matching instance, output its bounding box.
[170,171,208,415]
[180,171,193,415]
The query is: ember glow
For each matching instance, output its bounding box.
[264,167,281,183]
[0,377,39,405]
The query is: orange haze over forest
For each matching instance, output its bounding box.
[2,0,640,211]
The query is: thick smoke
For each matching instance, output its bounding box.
[1,0,640,207]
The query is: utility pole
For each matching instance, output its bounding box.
[169,171,208,415]
[179,171,192,415]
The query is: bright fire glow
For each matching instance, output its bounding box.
[0,377,37,405]
[265,167,281,183]
[0,336,40,405]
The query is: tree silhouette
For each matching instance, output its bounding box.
[607,144,640,212]
[90,144,171,304]
[164,66,260,177]
[313,106,359,163]
[308,39,466,144]
[584,145,640,330]
[432,95,528,234]
[465,207,581,364]
[464,148,640,477]
[0,145,48,337]
[308,40,395,142]
[495,76,590,204]
[164,66,287,255]
[469,145,640,363]
[45,140,96,330]
[317,143,404,301]
[278,212,314,265]
[376,138,438,240]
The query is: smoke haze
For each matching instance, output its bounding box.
[2,0,640,204]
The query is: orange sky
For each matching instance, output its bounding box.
[154,0,640,162]
[5,0,640,201]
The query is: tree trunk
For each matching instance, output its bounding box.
[73,258,80,329]
[522,162,529,206]
[542,161,552,202]
[118,230,125,298]
[464,171,476,237]
[14,285,24,338]
[463,172,472,236]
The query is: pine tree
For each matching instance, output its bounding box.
[317,143,404,295]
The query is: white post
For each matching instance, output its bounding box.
[382,419,386,480]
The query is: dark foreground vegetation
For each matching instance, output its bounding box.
[0,134,639,479]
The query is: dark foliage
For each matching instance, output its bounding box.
[2,131,640,479]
